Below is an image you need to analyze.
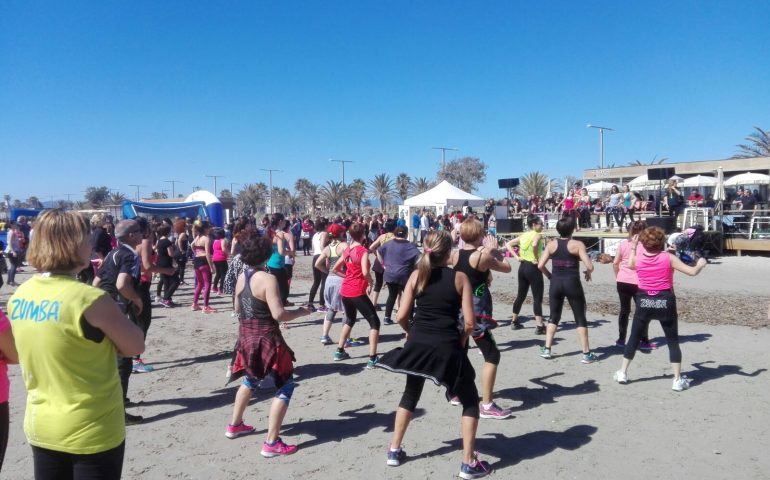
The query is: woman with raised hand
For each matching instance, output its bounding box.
[614,226,707,391]
[377,230,491,478]
[225,235,312,456]
[8,209,144,479]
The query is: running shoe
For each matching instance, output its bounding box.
[672,376,691,392]
[319,335,334,345]
[191,303,202,311]
[639,340,659,350]
[511,321,523,330]
[202,306,218,314]
[316,305,328,313]
[459,456,491,479]
[345,337,365,347]
[615,339,626,348]
[334,350,351,361]
[479,402,513,420]
[383,317,395,325]
[484,318,499,330]
[539,346,552,359]
[365,356,379,370]
[154,296,162,304]
[260,438,298,457]
[535,325,546,335]
[132,359,154,373]
[125,413,144,426]
[387,447,406,466]
[613,370,628,384]
[225,421,255,439]
[449,396,462,406]
[160,299,174,308]
[581,352,598,364]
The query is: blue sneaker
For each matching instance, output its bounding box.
[539,346,552,359]
[334,350,351,361]
[319,335,334,345]
[581,352,598,364]
[345,337,365,347]
[459,457,491,479]
[386,447,406,466]
[383,317,395,325]
[365,356,379,370]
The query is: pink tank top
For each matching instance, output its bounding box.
[635,250,673,292]
[615,240,638,285]
[563,197,575,210]
[340,245,369,298]
[212,239,227,262]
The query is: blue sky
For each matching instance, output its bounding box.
[1,1,769,202]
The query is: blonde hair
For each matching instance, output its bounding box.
[459,217,484,243]
[415,230,452,295]
[27,209,89,272]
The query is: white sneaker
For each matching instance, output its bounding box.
[613,370,628,384]
[672,376,691,392]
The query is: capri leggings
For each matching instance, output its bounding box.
[213,260,228,292]
[624,290,681,363]
[193,257,212,307]
[243,375,296,405]
[267,266,289,304]
[548,276,587,327]
[341,295,381,330]
[399,372,480,418]
[308,255,327,306]
[373,270,384,293]
[32,441,125,480]
[384,281,406,320]
[511,261,544,316]
[616,281,650,343]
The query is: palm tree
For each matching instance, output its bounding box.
[369,173,395,212]
[347,178,367,212]
[395,173,412,203]
[412,177,433,195]
[295,178,320,214]
[320,180,347,213]
[109,192,128,205]
[237,183,268,215]
[516,171,550,197]
[733,126,770,158]
[283,192,303,214]
[627,155,668,166]
[27,196,43,208]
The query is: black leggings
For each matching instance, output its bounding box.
[213,260,228,291]
[309,256,327,306]
[175,254,188,282]
[624,290,681,363]
[512,261,544,316]
[548,276,587,327]
[342,295,381,330]
[0,402,8,473]
[616,282,649,343]
[606,207,625,228]
[400,373,479,418]
[158,273,180,301]
[473,330,501,365]
[32,441,125,480]
[384,281,406,320]
[267,266,289,304]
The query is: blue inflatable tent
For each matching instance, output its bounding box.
[121,200,209,222]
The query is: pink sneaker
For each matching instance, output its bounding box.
[225,421,255,439]
[639,340,659,350]
[479,401,513,419]
[202,306,218,314]
[191,304,201,311]
[260,438,298,457]
[449,396,461,406]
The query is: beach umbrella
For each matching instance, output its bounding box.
[628,174,658,189]
[585,181,616,194]
[724,171,770,186]
[714,167,725,202]
[680,175,717,188]
[670,175,684,182]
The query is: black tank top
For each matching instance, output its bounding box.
[239,269,278,324]
[454,249,488,293]
[412,267,462,341]
[551,238,580,278]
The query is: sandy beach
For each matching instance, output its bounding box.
[2,254,769,480]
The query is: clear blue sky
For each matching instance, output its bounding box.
[2,1,769,202]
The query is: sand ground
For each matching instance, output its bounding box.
[2,254,769,479]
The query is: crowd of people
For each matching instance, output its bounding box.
[0,205,713,478]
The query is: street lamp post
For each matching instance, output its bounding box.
[329,158,353,185]
[205,175,225,197]
[164,180,183,198]
[432,147,459,168]
[260,169,282,214]
[128,184,146,201]
[586,124,614,169]
[229,183,240,196]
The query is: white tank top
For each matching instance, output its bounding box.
[312,232,324,255]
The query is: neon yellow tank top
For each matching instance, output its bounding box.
[9,275,125,454]
[518,230,542,263]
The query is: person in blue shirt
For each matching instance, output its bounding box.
[410,212,420,243]
[396,214,406,228]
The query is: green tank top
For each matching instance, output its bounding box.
[9,275,125,454]
[518,230,541,263]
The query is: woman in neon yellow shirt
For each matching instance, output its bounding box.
[8,210,145,479]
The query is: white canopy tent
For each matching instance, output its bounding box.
[403,180,485,212]
[585,181,617,194]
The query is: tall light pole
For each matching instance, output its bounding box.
[128,184,145,201]
[229,182,240,196]
[432,146,459,168]
[260,169,281,214]
[205,175,225,197]
[587,124,614,169]
[329,158,353,185]
[164,180,183,198]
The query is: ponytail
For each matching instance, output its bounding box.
[415,230,452,295]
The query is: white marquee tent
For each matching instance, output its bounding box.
[403,180,485,210]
